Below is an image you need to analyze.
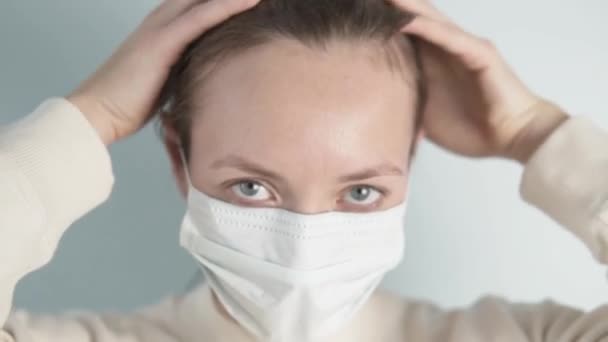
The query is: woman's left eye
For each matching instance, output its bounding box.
[230,181,272,201]
[343,185,382,206]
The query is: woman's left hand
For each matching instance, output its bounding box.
[390,0,569,163]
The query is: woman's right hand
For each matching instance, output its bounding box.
[67,0,259,145]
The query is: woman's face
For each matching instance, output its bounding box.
[166,38,419,213]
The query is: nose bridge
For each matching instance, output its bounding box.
[288,202,332,215]
[283,183,335,215]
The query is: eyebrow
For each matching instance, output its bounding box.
[211,154,404,183]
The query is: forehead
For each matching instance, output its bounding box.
[189,38,417,171]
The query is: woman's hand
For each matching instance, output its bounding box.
[390,0,569,163]
[67,0,259,145]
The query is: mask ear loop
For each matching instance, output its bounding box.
[176,146,207,294]
[178,146,194,189]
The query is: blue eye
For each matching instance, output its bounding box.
[344,186,381,205]
[231,181,272,201]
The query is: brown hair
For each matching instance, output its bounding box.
[157,0,425,158]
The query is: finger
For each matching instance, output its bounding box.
[158,0,202,24]
[164,0,259,47]
[387,0,451,23]
[402,16,498,71]
[146,0,204,27]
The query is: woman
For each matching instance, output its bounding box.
[1,0,607,341]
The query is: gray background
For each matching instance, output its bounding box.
[1,0,607,314]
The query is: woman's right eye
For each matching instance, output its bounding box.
[230,181,272,201]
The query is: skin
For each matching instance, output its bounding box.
[394,2,570,161]
[163,39,418,212]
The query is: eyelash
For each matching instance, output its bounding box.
[227,179,387,211]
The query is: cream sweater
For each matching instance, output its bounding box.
[1,98,608,342]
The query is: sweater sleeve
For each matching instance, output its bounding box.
[0,99,191,342]
[0,98,116,340]
[403,113,608,342]
[520,116,608,264]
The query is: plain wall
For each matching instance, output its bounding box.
[1,0,607,314]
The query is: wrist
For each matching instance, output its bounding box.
[505,100,570,164]
[66,94,116,146]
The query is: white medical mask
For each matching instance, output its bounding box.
[178,150,408,342]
